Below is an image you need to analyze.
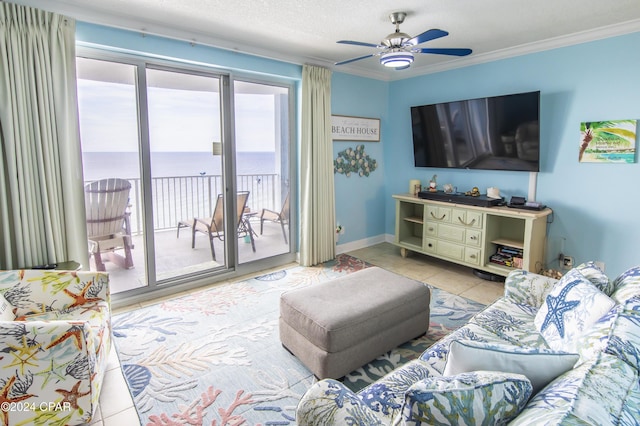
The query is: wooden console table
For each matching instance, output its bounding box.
[393,194,552,276]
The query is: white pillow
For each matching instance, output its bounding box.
[0,293,15,321]
[443,340,579,393]
[534,268,615,353]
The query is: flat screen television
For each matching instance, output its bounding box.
[411,90,540,171]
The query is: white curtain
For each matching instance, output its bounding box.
[0,3,88,269]
[300,64,335,266]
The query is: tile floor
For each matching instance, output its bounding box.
[91,242,505,425]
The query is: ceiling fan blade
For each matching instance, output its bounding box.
[406,29,449,46]
[335,54,375,66]
[417,47,473,56]
[337,40,381,48]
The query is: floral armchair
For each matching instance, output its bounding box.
[0,270,111,425]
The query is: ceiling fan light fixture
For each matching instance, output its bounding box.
[380,51,414,68]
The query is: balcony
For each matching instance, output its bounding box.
[86,174,290,294]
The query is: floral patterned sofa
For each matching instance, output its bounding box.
[296,262,640,425]
[0,270,111,425]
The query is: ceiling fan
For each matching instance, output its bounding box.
[335,12,472,70]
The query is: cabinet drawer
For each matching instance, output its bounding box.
[452,209,483,228]
[424,238,437,254]
[465,247,481,265]
[465,229,482,246]
[425,222,437,237]
[427,205,451,223]
[437,241,464,261]
[437,224,465,243]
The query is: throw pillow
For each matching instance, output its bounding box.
[509,353,639,426]
[534,268,615,353]
[399,371,532,426]
[602,295,640,371]
[0,292,15,321]
[443,340,579,393]
[575,261,613,295]
[577,303,621,362]
[611,265,640,305]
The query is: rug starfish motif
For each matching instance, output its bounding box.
[540,279,581,338]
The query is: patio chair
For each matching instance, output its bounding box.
[84,178,134,272]
[177,191,255,260]
[260,192,290,244]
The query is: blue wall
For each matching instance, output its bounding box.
[384,32,640,277]
[331,73,388,245]
[76,22,640,276]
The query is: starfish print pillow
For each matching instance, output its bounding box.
[535,268,616,353]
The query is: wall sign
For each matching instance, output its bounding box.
[579,119,637,163]
[331,115,380,142]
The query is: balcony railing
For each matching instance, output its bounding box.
[87,174,282,235]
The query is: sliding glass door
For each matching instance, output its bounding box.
[234,80,291,264]
[77,52,295,299]
[146,68,226,280]
[77,57,230,293]
[77,57,148,293]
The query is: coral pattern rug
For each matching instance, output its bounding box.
[112,254,485,425]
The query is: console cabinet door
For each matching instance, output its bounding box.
[465,247,481,265]
[465,229,482,246]
[427,205,451,223]
[437,224,466,243]
[437,241,464,261]
[424,238,437,254]
[452,209,483,228]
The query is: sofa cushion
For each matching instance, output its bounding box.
[510,352,639,426]
[443,340,579,393]
[575,261,613,295]
[534,268,615,353]
[398,371,532,426]
[578,303,622,362]
[470,298,548,347]
[611,265,640,305]
[503,270,558,308]
[605,295,640,370]
[0,292,15,321]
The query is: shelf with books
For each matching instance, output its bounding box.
[490,244,524,269]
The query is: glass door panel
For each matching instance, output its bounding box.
[233,81,291,264]
[77,57,148,293]
[146,68,225,280]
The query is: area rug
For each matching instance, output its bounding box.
[112,254,485,425]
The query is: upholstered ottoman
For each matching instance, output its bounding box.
[279,266,431,379]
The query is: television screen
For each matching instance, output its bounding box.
[411,91,540,171]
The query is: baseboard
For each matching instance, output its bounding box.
[335,234,393,254]
[295,233,395,262]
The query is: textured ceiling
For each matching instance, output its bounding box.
[9,0,640,80]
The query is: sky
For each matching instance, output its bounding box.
[77,79,277,153]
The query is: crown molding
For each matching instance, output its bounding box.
[390,18,640,81]
[9,1,640,82]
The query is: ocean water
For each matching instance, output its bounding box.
[83,151,282,232]
[82,151,277,180]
